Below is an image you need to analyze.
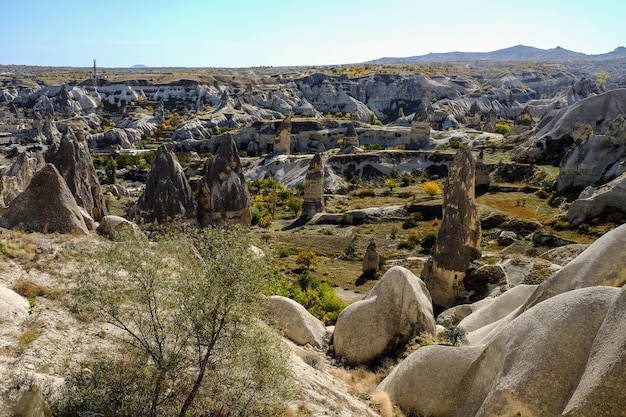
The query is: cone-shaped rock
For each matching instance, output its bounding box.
[45,129,107,221]
[422,145,481,307]
[0,164,89,235]
[362,239,381,276]
[132,145,196,224]
[197,134,251,227]
[300,153,325,220]
[0,151,46,208]
[274,116,292,154]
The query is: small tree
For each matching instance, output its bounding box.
[398,107,405,118]
[423,181,442,199]
[60,227,294,417]
[385,178,400,192]
[296,250,319,270]
[286,195,303,218]
[104,158,117,185]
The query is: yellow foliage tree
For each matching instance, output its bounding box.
[423,181,442,199]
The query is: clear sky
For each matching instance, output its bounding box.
[2,0,624,68]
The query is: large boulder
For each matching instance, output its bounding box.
[567,172,626,226]
[0,286,29,321]
[333,266,435,365]
[0,164,89,235]
[46,129,107,221]
[131,145,196,224]
[422,145,481,307]
[0,151,46,208]
[378,286,624,417]
[264,296,327,348]
[96,215,139,239]
[197,135,251,227]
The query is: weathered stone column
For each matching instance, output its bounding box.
[301,153,324,220]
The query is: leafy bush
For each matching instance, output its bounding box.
[366,143,385,151]
[282,271,346,325]
[494,124,512,135]
[421,233,437,254]
[440,327,467,346]
[402,212,424,229]
[423,181,442,199]
[398,231,421,250]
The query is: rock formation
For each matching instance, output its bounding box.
[378,285,626,417]
[422,145,481,307]
[96,215,139,239]
[197,134,251,227]
[557,115,626,194]
[0,151,46,208]
[341,123,359,150]
[264,296,327,348]
[46,129,107,221]
[333,266,435,365]
[274,116,292,154]
[131,145,196,224]
[474,150,490,194]
[567,173,626,226]
[513,88,626,164]
[300,153,325,221]
[86,127,143,149]
[409,101,432,149]
[0,164,89,235]
[362,239,381,276]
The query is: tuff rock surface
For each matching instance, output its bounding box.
[300,153,325,221]
[333,266,435,365]
[264,296,327,348]
[568,172,626,226]
[45,129,107,221]
[422,145,481,307]
[379,286,625,417]
[131,145,196,224]
[197,135,251,227]
[0,151,46,208]
[0,164,89,235]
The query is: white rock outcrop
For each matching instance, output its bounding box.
[333,266,435,365]
[378,286,625,417]
[264,296,327,348]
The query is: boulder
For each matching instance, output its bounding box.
[567,172,626,226]
[333,266,435,365]
[46,129,107,221]
[96,215,138,239]
[131,145,196,224]
[0,164,89,235]
[197,134,252,227]
[378,345,484,417]
[496,230,517,246]
[422,145,481,307]
[86,127,143,149]
[264,296,327,348]
[378,286,623,417]
[0,151,46,208]
[436,304,473,328]
[0,286,29,321]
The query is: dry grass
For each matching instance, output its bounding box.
[18,324,41,352]
[11,279,55,299]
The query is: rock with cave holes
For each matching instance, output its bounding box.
[196,134,252,227]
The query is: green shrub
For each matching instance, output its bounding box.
[282,272,346,325]
[494,124,512,135]
[366,143,385,151]
[356,189,376,198]
[421,233,437,254]
[440,327,467,346]
[402,212,424,229]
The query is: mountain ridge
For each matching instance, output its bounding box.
[366,45,626,64]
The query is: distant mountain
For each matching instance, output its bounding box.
[131,64,148,68]
[366,45,626,64]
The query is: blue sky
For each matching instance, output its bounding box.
[2,0,624,68]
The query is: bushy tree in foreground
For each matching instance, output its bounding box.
[54,227,294,417]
